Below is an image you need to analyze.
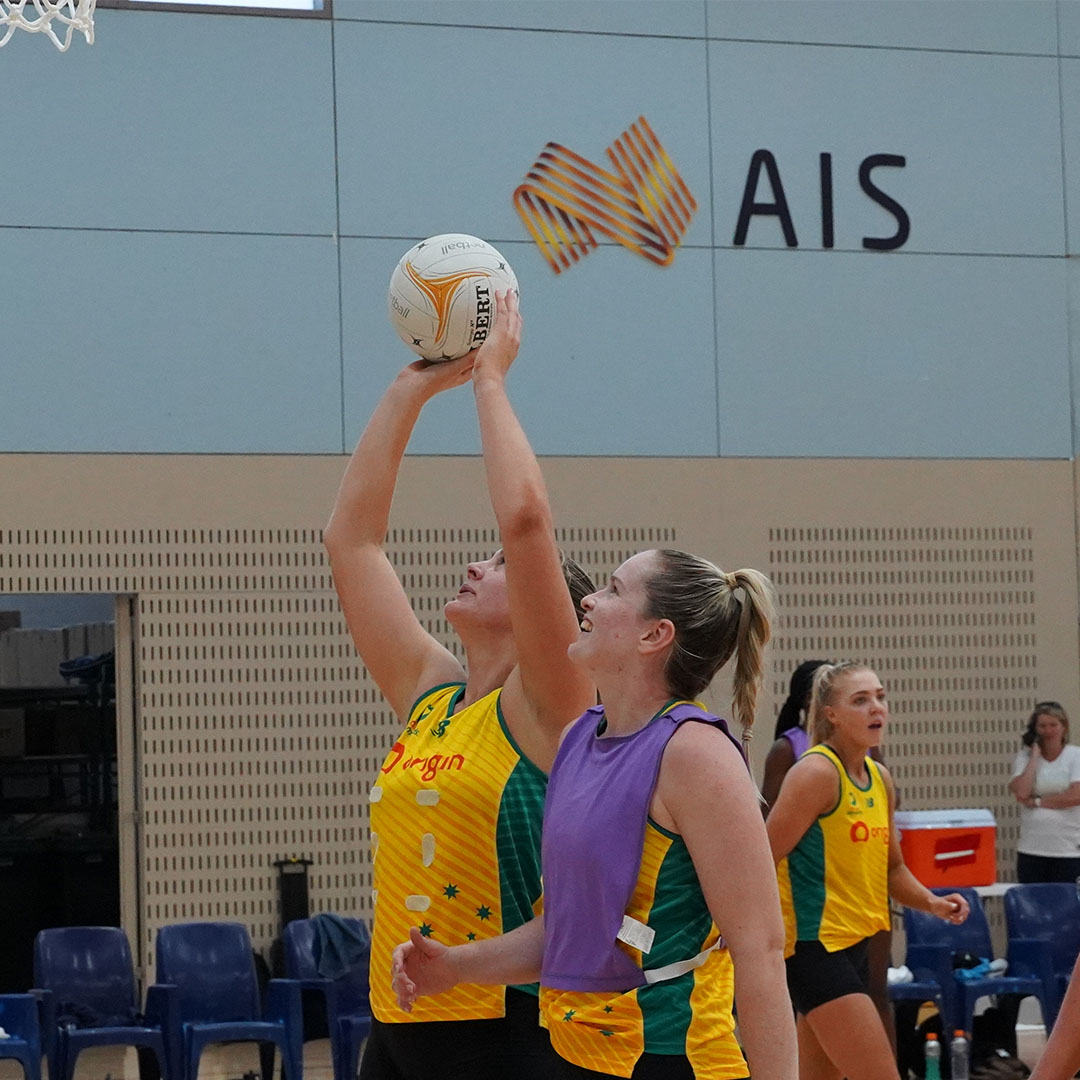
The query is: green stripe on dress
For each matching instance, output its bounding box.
[789,820,827,941]
[640,834,714,1054]
[495,754,548,994]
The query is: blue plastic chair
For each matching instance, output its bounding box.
[282,917,371,1080]
[33,927,173,1080]
[903,886,1050,1038]
[155,922,303,1080]
[1004,883,1080,1031]
[0,995,43,1080]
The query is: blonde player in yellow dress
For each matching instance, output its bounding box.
[324,290,596,1079]
[767,661,970,1080]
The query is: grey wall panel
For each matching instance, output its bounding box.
[713,249,1070,458]
[708,40,1064,256]
[334,20,711,246]
[0,229,341,453]
[706,0,1057,55]
[341,237,719,455]
[1068,259,1080,453]
[0,9,336,235]
[1057,0,1080,57]
[1058,58,1080,253]
[335,0,705,36]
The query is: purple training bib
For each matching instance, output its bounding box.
[540,701,740,993]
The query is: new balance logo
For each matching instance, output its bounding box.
[513,117,696,274]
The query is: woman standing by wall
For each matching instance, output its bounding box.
[1008,702,1080,883]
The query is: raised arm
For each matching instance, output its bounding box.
[470,291,595,767]
[1009,745,1040,801]
[324,358,475,720]
[657,724,797,1080]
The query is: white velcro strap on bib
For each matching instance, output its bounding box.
[616,915,656,955]
[642,938,724,985]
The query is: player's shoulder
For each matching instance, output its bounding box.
[788,747,843,785]
[663,719,747,777]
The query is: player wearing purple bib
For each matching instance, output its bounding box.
[392,549,797,1079]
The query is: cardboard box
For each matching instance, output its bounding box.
[895,808,996,887]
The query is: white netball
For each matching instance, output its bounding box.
[387,234,519,362]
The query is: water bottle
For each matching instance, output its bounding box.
[924,1032,942,1080]
[951,1030,970,1080]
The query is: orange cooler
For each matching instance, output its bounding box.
[895,809,996,887]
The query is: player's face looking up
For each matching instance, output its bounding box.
[569,550,663,673]
[821,669,889,748]
[444,550,510,631]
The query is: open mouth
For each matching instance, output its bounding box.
[580,618,593,633]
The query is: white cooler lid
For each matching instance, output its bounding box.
[894,808,995,829]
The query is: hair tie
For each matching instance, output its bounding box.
[724,571,739,591]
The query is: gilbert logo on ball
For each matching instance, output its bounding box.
[387,234,518,362]
[513,116,696,274]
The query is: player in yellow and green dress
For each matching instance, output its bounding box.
[767,661,971,1080]
[325,290,596,1079]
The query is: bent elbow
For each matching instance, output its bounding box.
[497,499,552,545]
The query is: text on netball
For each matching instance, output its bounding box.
[472,285,492,343]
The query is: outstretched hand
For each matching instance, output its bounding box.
[471,289,521,383]
[390,926,461,1012]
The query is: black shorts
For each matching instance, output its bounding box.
[358,987,562,1080]
[785,938,871,1015]
[559,1054,698,1079]
[560,1057,748,1080]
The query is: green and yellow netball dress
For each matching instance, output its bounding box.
[367,682,546,1023]
[777,743,891,954]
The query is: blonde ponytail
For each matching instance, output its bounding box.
[642,551,775,742]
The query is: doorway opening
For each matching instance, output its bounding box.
[0,594,134,991]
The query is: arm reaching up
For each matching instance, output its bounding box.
[324,357,475,720]
[471,290,595,770]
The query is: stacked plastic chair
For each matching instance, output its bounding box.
[155,922,303,1080]
[1004,882,1080,1031]
[33,927,172,1080]
[0,994,43,1080]
[903,886,1050,1037]
[282,916,371,1080]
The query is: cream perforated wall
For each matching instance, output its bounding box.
[1,454,1077,975]
[0,491,672,974]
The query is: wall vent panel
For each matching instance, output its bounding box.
[0,522,671,970]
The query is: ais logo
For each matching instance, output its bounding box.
[515,117,909,273]
[514,117,695,274]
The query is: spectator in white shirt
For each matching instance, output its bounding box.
[1008,702,1080,882]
